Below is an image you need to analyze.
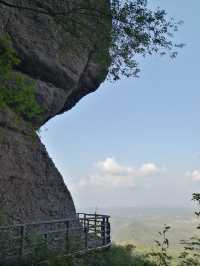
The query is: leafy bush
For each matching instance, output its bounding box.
[81,245,157,266]
[0,35,43,122]
[148,225,172,266]
[15,245,157,266]
[177,193,200,266]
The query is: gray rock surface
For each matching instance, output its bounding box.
[0,0,111,223]
[0,116,76,223]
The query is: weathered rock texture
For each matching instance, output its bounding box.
[0,0,111,223]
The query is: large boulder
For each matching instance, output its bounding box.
[0,0,111,223]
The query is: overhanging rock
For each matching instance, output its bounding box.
[0,0,111,223]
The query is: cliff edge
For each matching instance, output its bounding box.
[0,0,111,223]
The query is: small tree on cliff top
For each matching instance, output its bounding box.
[0,0,184,81]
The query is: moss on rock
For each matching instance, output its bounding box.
[0,35,43,124]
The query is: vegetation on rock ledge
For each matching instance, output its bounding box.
[0,35,43,122]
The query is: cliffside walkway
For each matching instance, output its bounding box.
[0,213,111,262]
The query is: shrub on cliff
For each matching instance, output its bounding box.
[13,244,157,266]
[79,245,157,266]
[0,35,43,122]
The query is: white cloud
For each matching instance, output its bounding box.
[96,157,130,176]
[139,162,159,176]
[72,158,160,190]
[191,169,200,181]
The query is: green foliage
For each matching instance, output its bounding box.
[80,245,157,266]
[178,193,200,266]
[148,225,172,266]
[0,34,20,77]
[10,244,157,266]
[0,35,43,122]
[109,0,184,80]
[178,251,200,266]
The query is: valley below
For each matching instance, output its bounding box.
[81,206,199,252]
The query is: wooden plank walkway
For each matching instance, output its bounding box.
[0,213,111,262]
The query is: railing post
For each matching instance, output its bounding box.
[84,219,89,249]
[101,217,106,245]
[94,213,97,245]
[83,214,86,229]
[106,217,111,245]
[20,225,25,258]
[44,233,48,246]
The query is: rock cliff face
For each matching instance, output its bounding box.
[0,0,111,223]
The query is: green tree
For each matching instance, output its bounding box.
[148,225,172,266]
[178,193,200,266]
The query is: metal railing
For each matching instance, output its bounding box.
[0,213,111,261]
[77,213,111,249]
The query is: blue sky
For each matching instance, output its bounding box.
[41,0,200,210]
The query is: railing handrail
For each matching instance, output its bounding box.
[0,212,111,261]
[0,213,111,230]
[77,213,110,218]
